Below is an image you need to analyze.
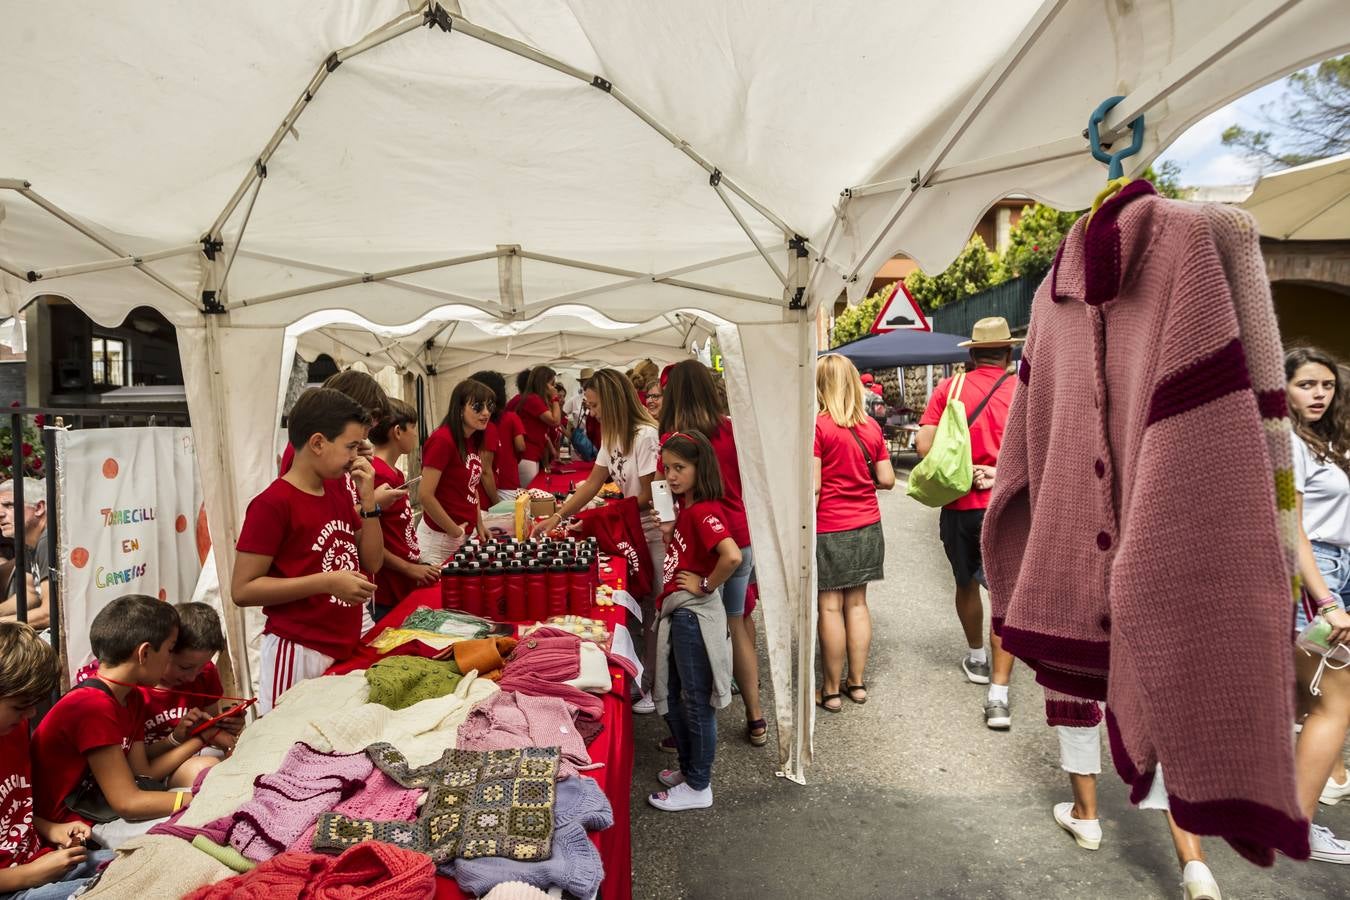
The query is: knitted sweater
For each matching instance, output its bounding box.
[295,767,423,852]
[77,834,234,900]
[457,690,598,779]
[450,774,613,898]
[180,671,496,827]
[982,181,1305,864]
[182,839,435,900]
[497,629,605,721]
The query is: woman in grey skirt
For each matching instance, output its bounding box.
[813,354,895,712]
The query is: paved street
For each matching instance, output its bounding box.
[629,472,1349,899]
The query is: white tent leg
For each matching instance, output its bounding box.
[178,320,289,697]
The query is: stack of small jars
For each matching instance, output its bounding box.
[440,536,601,622]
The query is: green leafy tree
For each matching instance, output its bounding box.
[830,287,887,347]
[903,236,997,311]
[1222,54,1350,170]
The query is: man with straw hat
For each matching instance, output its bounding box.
[916,317,1022,729]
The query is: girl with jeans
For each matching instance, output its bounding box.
[1286,347,1350,863]
[813,354,895,712]
[648,431,741,812]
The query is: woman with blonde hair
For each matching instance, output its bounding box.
[533,368,665,710]
[814,353,894,712]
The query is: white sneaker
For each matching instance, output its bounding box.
[632,692,656,714]
[1181,860,1221,900]
[1053,802,1102,851]
[1320,772,1350,806]
[1310,823,1350,864]
[648,781,712,811]
[657,768,685,788]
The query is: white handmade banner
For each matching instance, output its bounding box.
[56,427,207,680]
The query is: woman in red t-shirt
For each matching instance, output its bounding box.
[417,379,494,565]
[814,354,895,713]
[466,370,527,507]
[369,399,439,620]
[659,359,765,747]
[516,366,564,488]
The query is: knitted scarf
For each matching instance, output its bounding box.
[182,840,434,900]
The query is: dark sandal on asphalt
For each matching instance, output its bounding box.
[816,693,842,713]
[746,718,768,746]
[844,683,868,704]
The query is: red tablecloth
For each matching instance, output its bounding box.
[328,575,633,900]
[529,459,594,495]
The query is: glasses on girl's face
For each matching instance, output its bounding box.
[470,400,496,414]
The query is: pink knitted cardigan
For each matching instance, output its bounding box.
[982,181,1306,864]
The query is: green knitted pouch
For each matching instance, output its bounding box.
[366,656,464,710]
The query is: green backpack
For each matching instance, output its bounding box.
[907,372,1011,508]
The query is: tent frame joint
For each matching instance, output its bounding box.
[201,236,224,260]
[788,287,805,310]
[425,4,453,32]
[709,168,722,187]
[324,51,342,73]
[201,290,225,315]
[787,235,808,258]
[591,75,612,93]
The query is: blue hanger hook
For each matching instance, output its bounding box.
[1087,96,1145,180]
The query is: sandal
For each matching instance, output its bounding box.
[746,718,768,746]
[844,682,868,705]
[816,692,842,713]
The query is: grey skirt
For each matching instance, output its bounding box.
[816,520,885,591]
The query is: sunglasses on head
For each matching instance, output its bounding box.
[470,400,496,414]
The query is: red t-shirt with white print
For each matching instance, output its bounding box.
[71,662,224,745]
[421,425,483,532]
[659,499,731,604]
[30,684,146,823]
[371,456,419,609]
[236,477,365,660]
[0,727,45,867]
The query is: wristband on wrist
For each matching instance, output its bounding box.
[1317,595,1341,609]
[172,791,187,813]
[166,731,182,747]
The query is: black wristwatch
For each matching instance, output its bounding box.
[359,504,383,519]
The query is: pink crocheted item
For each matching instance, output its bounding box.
[294,767,424,852]
[497,628,603,721]
[457,691,600,779]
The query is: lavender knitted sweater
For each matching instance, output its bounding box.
[983,182,1306,864]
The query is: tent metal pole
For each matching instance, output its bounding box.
[25,243,201,281]
[1097,0,1301,142]
[17,187,198,307]
[711,183,788,287]
[804,199,846,301]
[445,14,595,82]
[0,258,29,280]
[926,138,1082,187]
[233,250,502,308]
[234,249,498,309]
[216,175,264,300]
[517,251,785,306]
[208,5,428,239]
[497,244,524,317]
[843,0,1069,282]
[526,250,762,307]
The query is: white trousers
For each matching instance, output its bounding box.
[1057,723,1170,811]
[415,519,467,567]
[518,459,541,490]
[257,633,335,716]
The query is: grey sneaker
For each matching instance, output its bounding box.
[984,698,1011,729]
[962,654,991,684]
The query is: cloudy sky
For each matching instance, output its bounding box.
[1155,77,1291,187]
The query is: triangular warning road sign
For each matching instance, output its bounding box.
[869,281,930,333]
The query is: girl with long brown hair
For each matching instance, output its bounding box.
[517,366,563,488]
[660,359,766,746]
[533,368,664,711]
[416,379,495,565]
[1286,347,1350,862]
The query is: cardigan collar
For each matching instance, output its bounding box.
[1051,179,1158,306]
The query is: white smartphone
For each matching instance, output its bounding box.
[402,475,422,490]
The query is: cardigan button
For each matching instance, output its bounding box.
[1096,531,1111,551]
[1094,459,1105,478]
[1099,614,1111,632]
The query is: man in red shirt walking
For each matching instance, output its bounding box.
[916,317,1020,730]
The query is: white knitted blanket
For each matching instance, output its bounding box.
[79,834,234,900]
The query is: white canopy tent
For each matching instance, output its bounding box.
[2,0,1347,781]
[1242,151,1350,241]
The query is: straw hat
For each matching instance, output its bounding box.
[957,316,1025,348]
[579,367,595,380]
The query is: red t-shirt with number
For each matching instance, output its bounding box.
[421,425,484,532]
[236,477,365,660]
[813,414,886,534]
[659,499,731,604]
[0,727,45,866]
[140,664,225,745]
[518,394,551,463]
[31,684,147,823]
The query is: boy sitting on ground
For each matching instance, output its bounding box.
[31,595,217,845]
[0,622,115,898]
[76,602,242,755]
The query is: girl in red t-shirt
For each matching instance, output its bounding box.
[369,399,440,621]
[648,431,742,813]
[467,370,526,507]
[813,354,896,713]
[417,379,493,565]
[659,359,766,747]
[516,366,564,487]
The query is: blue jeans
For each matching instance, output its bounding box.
[721,545,754,617]
[1,850,116,900]
[1299,541,1350,631]
[663,609,717,790]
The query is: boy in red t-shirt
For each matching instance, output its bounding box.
[0,622,114,897]
[368,399,438,622]
[31,596,214,844]
[233,388,384,714]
